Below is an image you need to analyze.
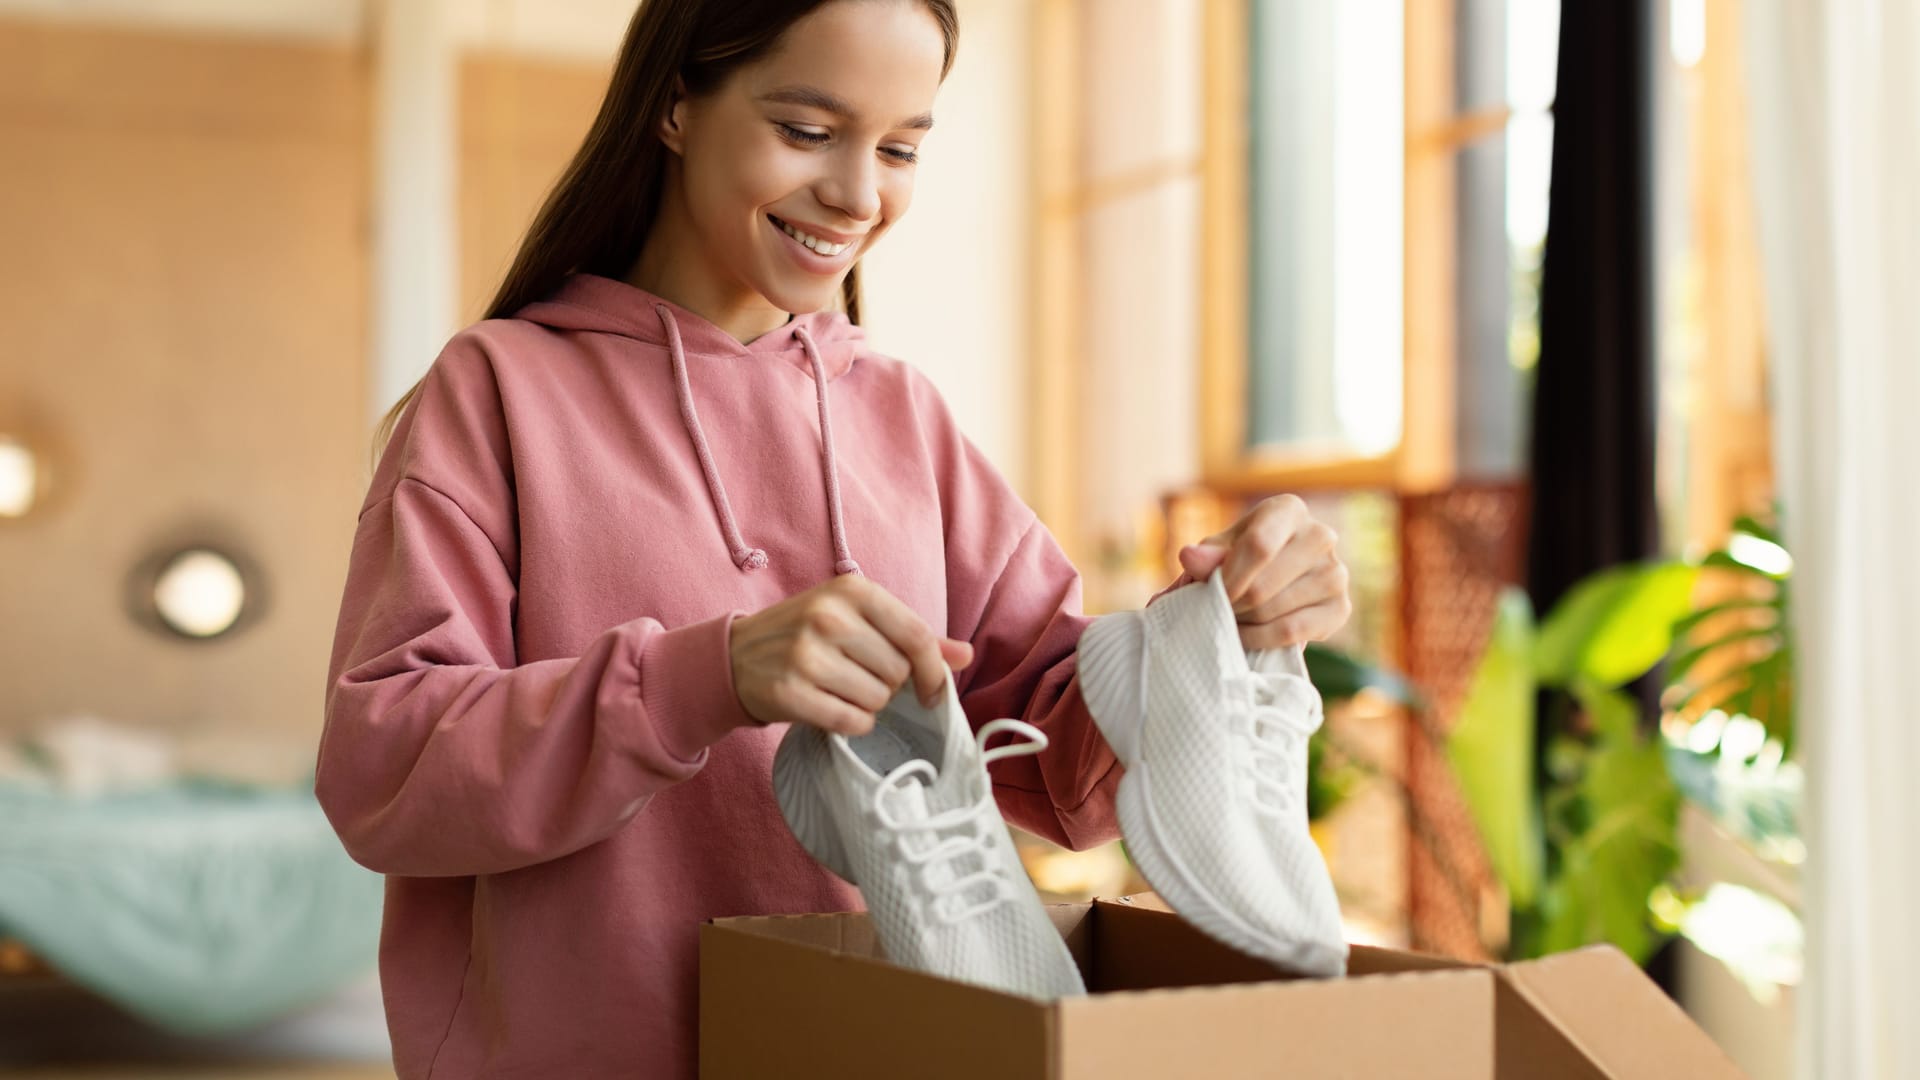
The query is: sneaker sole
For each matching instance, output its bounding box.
[1086,610,1347,977]
[1116,759,1284,961]
[1118,762,1346,976]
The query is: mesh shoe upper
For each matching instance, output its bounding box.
[771,670,1087,999]
[1078,568,1349,976]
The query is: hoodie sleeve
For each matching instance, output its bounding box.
[913,372,1184,852]
[316,344,757,878]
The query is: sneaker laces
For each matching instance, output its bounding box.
[1223,670,1320,819]
[870,718,1049,925]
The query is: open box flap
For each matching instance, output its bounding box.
[1501,945,1748,1079]
[1493,977,1612,1079]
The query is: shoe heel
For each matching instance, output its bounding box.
[771,725,858,882]
[1077,613,1147,766]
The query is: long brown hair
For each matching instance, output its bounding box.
[371,0,959,464]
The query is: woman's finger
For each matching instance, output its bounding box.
[818,609,915,696]
[783,679,881,737]
[1237,595,1350,649]
[1243,556,1348,626]
[801,639,898,715]
[1243,521,1338,612]
[846,577,951,705]
[939,637,975,670]
[1220,496,1315,606]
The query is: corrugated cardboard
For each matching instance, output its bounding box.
[700,894,1747,1078]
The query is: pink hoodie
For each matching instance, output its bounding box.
[318,273,1175,1078]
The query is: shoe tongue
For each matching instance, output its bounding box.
[879,771,933,823]
[876,681,978,811]
[878,673,958,739]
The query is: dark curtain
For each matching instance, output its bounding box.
[1527,0,1659,611]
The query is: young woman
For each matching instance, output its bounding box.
[319,0,1353,1075]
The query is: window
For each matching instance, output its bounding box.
[1202,0,1560,494]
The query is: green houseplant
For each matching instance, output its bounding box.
[1446,514,1795,963]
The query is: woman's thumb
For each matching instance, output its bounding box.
[939,637,975,669]
[1178,541,1230,579]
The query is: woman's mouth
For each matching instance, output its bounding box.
[768,214,857,266]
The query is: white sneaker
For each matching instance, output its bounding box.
[1078,567,1349,976]
[771,669,1087,999]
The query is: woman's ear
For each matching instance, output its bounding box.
[658,75,691,156]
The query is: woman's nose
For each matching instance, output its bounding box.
[817,148,882,225]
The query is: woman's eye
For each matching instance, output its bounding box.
[778,123,830,145]
[779,123,918,165]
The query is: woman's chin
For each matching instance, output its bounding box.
[758,277,846,316]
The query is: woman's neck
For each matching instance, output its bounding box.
[625,188,791,346]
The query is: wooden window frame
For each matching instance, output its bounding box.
[1199,0,1510,497]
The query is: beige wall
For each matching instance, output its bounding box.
[0,24,618,757]
[0,21,368,760]
[860,0,1033,481]
[457,53,610,323]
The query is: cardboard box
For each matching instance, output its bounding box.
[701,893,1747,1079]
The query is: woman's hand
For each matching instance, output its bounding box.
[1174,494,1353,650]
[729,574,975,736]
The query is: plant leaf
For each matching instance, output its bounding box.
[1666,626,1783,684]
[1534,687,1681,963]
[1535,566,1644,685]
[1671,597,1776,640]
[1740,648,1796,752]
[1304,643,1420,706]
[1577,563,1701,689]
[1534,561,1698,690]
[1665,670,1753,718]
[1446,588,1544,907]
[1731,514,1783,546]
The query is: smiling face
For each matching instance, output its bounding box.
[639,0,947,336]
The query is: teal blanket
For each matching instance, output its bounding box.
[0,780,384,1036]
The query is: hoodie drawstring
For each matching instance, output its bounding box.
[655,304,859,577]
[796,325,861,577]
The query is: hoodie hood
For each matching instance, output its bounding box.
[517,272,866,380]
[516,272,869,577]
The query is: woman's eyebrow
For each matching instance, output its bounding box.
[757,85,935,131]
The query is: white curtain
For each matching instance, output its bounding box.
[1742,3,1920,1078]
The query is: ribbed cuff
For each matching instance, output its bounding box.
[636,611,758,764]
[1145,571,1194,607]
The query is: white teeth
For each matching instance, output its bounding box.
[776,218,849,256]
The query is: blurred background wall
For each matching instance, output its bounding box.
[0,22,369,761]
